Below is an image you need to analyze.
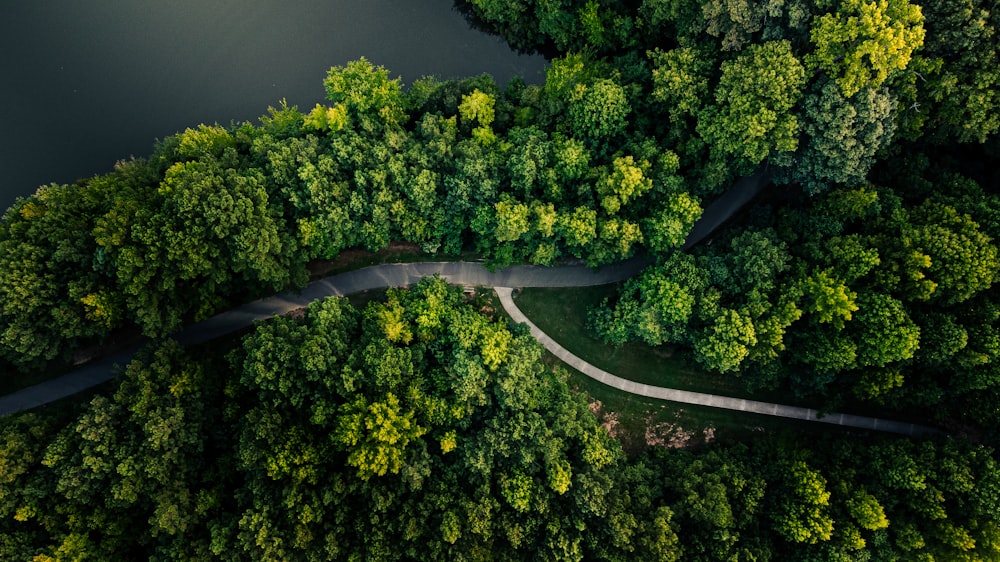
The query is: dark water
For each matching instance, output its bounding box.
[0,0,545,213]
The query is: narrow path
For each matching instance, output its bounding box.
[495,287,940,438]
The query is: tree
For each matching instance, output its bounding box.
[902,0,1000,143]
[492,195,532,243]
[797,324,859,375]
[799,268,859,329]
[724,228,791,295]
[822,234,881,284]
[701,0,801,51]
[901,200,998,306]
[504,126,554,200]
[458,88,497,145]
[649,47,712,117]
[333,393,427,480]
[771,461,835,544]
[96,135,294,336]
[323,57,406,129]
[914,312,968,365]
[790,79,897,194]
[852,291,919,368]
[596,155,652,215]
[568,77,630,146]
[642,192,702,254]
[694,308,756,373]
[557,206,598,257]
[258,133,358,260]
[25,341,227,559]
[551,134,591,195]
[590,217,644,266]
[0,178,119,369]
[807,0,925,98]
[697,40,806,165]
[644,445,765,561]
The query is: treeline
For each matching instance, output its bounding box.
[2,279,998,560]
[464,0,998,148]
[7,0,997,391]
[0,57,701,374]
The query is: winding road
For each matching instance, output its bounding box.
[0,169,940,436]
[0,258,939,436]
[0,259,646,416]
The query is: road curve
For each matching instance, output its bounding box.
[0,168,769,416]
[0,258,647,416]
[495,288,939,438]
[0,171,940,436]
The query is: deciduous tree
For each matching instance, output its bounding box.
[807,0,925,98]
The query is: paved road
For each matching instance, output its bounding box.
[2,168,767,415]
[495,288,939,437]
[682,166,772,250]
[0,258,647,415]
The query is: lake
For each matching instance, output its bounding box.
[0,0,545,214]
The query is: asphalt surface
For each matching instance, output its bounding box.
[682,166,772,250]
[0,259,942,437]
[0,258,648,415]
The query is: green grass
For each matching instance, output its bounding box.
[511,285,866,445]
[514,285,815,404]
[556,352,842,453]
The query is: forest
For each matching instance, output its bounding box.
[1,0,999,559]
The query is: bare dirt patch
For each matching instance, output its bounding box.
[588,399,718,451]
[307,241,423,280]
[589,399,625,441]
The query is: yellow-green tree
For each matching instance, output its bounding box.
[697,40,806,165]
[807,0,925,98]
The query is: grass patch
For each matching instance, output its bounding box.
[514,285,809,404]
[557,356,840,454]
[508,285,887,445]
[513,285,939,431]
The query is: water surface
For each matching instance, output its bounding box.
[0,0,545,213]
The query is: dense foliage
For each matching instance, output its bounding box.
[4,0,997,384]
[594,161,1000,430]
[0,56,700,373]
[2,0,1000,559]
[458,0,1000,434]
[2,280,998,560]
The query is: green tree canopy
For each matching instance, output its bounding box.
[697,40,806,165]
[807,0,925,98]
